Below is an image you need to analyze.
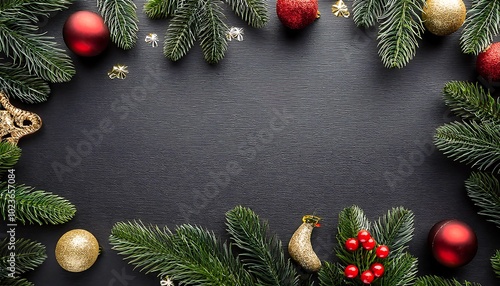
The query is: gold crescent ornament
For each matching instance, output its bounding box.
[0,91,42,145]
[288,215,322,272]
[422,0,466,36]
[55,229,100,272]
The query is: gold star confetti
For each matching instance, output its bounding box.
[160,277,174,286]
[226,27,244,41]
[145,33,159,47]
[108,64,129,80]
[0,91,42,145]
[332,0,350,18]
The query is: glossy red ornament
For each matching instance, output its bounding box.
[376,245,390,258]
[344,264,359,278]
[362,237,376,250]
[476,42,500,81]
[345,238,359,251]
[428,219,478,268]
[360,270,374,284]
[357,230,371,243]
[276,0,319,29]
[63,11,110,57]
[370,262,385,277]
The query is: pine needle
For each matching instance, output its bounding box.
[163,0,199,61]
[0,142,21,177]
[371,207,415,256]
[0,0,73,23]
[378,252,418,286]
[0,62,50,104]
[434,121,500,173]
[97,0,139,50]
[415,275,481,286]
[197,0,228,64]
[0,278,34,286]
[492,250,500,278]
[225,0,269,28]
[465,172,500,228]
[377,0,425,68]
[143,0,179,19]
[225,206,300,286]
[317,262,346,286]
[460,0,500,55]
[0,237,46,277]
[443,81,500,123]
[352,0,386,28]
[0,183,76,225]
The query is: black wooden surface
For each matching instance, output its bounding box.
[1,0,500,285]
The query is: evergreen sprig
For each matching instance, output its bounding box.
[442,81,500,124]
[492,250,500,278]
[319,205,418,286]
[97,0,139,50]
[434,121,500,173]
[0,141,21,177]
[0,237,47,277]
[460,0,500,55]
[0,0,72,22]
[0,183,76,225]
[465,172,500,228]
[0,62,50,104]
[377,0,425,68]
[0,277,34,286]
[352,0,386,28]
[225,206,300,286]
[145,0,268,63]
[415,275,481,286]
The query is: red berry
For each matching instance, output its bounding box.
[344,265,359,279]
[360,270,375,284]
[357,230,371,243]
[362,237,376,250]
[370,262,385,277]
[345,238,359,251]
[376,245,390,258]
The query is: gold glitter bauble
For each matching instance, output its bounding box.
[422,0,466,36]
[55,229,100,272]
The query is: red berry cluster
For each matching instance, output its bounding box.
[343,230,390,284]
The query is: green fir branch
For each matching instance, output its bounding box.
[225,0,269,28]
[225,206,300,286]
[460,0,500,55]
[0,183,76,225]
[352,0,386,28]
[0,237,46,277]
[492,250,500,278]
[465,172,500,228]
[97,0,139,50]
[377,0,425,68]
[335,205,371,268]
[371,207,414,256]
[443,81,500,124]
[144,0,179,19]
[110,220,254,285]
[415,275,481,286]
[0,0,73,22]
[198,0,228,64]
[377,252,418,286]
[0,142,21,177]
[0,277,34,286]
[0,62,50,104]
[0,18,75,83]
[163,0,199,61]
[434,121,500,173]
[317,262,346,286]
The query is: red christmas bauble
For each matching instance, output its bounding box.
[345,238,359,251]
[63,11,110,57]
[276,0,319,29]
[360,270,374,284]
[428,219,478,268]
[476,42,500,82]
[344,264,359,279]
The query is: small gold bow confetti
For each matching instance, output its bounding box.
[145,33,159,47]
[226,27,244,41]
[160,276,174,286]
[332,0,350,18]
[108,64,129,80]
[0,91,42,145]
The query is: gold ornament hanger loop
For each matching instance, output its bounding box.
[0,91,42,145]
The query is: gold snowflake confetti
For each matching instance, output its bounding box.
[108,64,129,80]
[160,277,174,286]
[145,33,159,47]
[332,0,350,18]
[226,27,244,41]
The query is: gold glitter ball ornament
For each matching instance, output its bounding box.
[55,229,100,272]
[422,0,466,36]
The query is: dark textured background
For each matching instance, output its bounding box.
[1,0,499,285]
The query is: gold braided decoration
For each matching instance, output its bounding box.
[0,91,42,145]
